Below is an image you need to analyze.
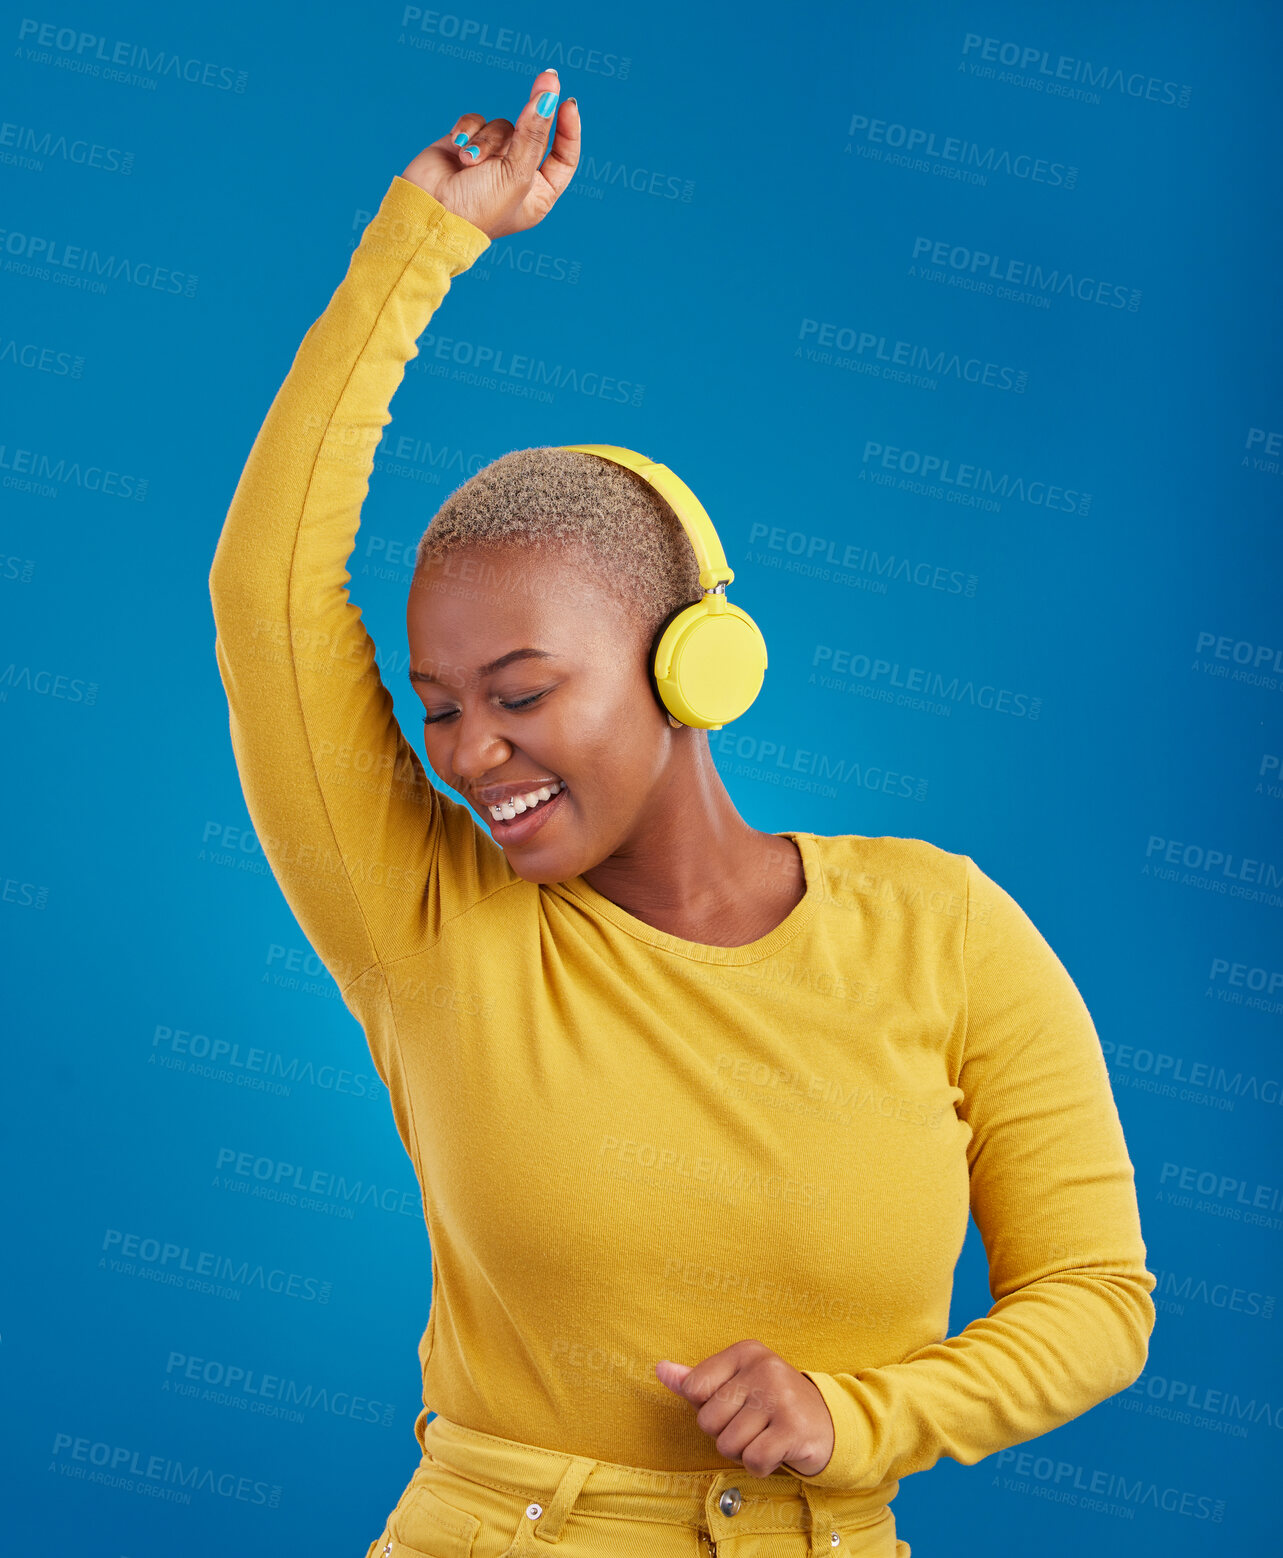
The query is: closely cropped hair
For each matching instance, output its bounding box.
[414,447,704,643]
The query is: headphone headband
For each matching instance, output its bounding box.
[557,444,734,593]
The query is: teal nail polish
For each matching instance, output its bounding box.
[464,146,479,160]
[452,132,469,145]
[536,90,558,118]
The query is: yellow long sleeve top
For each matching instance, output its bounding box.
[208,173,1157,1499]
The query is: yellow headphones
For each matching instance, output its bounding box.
[558,444,768,731]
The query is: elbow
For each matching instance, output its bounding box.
[208,572,240,655]
[1128,1274,1157,1380]
[1098,1270,1157,1401]
[208,532,277,646]
[208,528,245,623]
[208,535,234,626]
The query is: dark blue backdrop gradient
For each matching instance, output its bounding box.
[3,1,1281,1552]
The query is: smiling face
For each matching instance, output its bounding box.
[407,540,677,883]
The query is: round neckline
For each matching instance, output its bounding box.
[549,831,824,965]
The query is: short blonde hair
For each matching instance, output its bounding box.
[414,446,704,642]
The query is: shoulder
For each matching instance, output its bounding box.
[806,831,971,923]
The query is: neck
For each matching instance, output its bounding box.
[579,731,777,922]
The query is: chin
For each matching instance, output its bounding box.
[504,853,576,886]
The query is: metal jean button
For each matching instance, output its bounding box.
[718,1486,742,1517]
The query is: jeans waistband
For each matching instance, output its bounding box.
[421,1413,895,1555]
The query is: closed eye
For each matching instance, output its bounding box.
[422,690,548,726]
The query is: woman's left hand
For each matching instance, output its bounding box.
[654,1340,835,1478]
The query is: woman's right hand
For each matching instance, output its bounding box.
[400,69,579,240]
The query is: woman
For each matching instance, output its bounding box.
[209,68,1156,1558]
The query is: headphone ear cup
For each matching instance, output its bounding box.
[655,602,768,730]
[646,601,694,719]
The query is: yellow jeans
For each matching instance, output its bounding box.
[364,1414,910,1558]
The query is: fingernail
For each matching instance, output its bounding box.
[536,90,558,118]
[452,132,469,145]
[463,145,479,160]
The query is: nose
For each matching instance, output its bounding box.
[439,703,515,786]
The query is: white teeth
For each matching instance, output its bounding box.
[489,779,564,823]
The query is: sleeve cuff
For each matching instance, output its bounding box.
[360,174,492,276]
[779,1371,877,1491]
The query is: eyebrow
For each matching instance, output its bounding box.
[408,648,556,686]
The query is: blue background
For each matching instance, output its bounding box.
[3,0,1281,1551]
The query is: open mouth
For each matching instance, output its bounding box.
[485,780,569,843]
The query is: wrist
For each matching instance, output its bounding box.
[370,176,492,271]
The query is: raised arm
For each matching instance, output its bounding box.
[208,73,580,989]
[785,854,1157,1491]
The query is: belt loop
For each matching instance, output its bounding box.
[799,1481,835,1556]
[531,1455,596,1545]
